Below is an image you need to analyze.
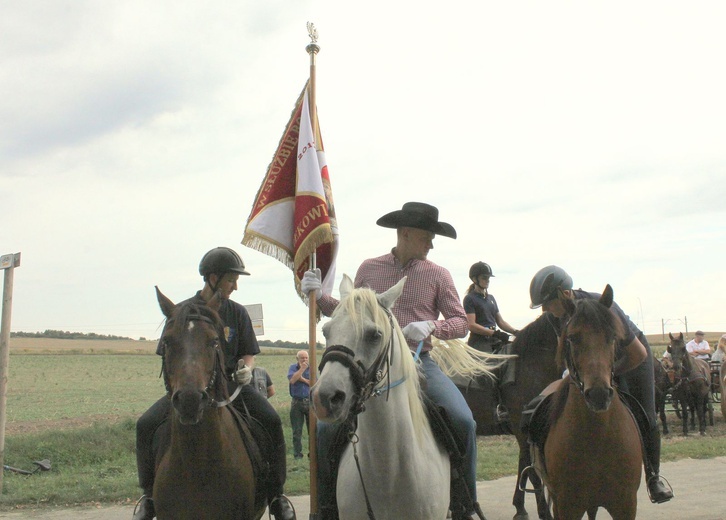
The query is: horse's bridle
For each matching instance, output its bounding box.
[317,306,398,417]
[560,314,615,395]
[159,312,241,408]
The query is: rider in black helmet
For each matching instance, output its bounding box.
[528,265,673,504]
[464,262,519,353]
[464,262,520,423]
[133,247,296,520]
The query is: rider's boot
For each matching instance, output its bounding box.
[132,494,155,520]
[644,426,674,503]
[268,442,296,520]
[133,437,156,520]
[495,352,516,424]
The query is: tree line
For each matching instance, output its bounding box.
[11,330,321,349]
[259,339,324,350]
[11,330,133,340]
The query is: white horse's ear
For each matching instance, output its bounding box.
[340,274,354,300]
[378,276,406,310]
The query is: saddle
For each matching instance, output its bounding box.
[228,403,270,483]
[324,398,478,520]
[520,389,651,488]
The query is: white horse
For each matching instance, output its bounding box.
[311,275,499,520]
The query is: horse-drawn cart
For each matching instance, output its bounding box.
[656,353,719,434]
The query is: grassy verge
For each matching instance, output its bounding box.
[3,414,726,510]
[2,347,726,510]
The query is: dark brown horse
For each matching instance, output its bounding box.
[152,288,265,520]
[539,286,642,519]
[667,332,710,436]
[456,312,561,520]
[653,358,672,435]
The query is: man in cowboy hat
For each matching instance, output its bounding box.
[302,202,482,520]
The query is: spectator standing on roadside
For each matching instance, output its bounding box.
[288,350,311,460]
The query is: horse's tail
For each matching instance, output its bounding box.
[430,338,513,380]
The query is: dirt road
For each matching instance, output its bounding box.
[2,456,725,519]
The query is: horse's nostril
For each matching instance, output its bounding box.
[330,390,346,407]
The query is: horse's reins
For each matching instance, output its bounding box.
[671,348,708,389]
[317,305,414,520]
[159,312,241,409]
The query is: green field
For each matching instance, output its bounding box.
[2,342,726,510]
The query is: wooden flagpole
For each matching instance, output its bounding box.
[305,21,321,519]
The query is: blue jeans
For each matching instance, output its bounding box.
[290,397,310,458]
[419,353,478,504]
[316,353,478,514]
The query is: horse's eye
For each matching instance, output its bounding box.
[364,329,382,343]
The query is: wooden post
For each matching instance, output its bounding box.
[0,252,21,492]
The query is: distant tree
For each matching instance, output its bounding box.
[258,339,323,350]
[11,330,133,340]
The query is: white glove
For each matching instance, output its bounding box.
[234,363,253,385]
[402,321,435,342]
[301,269,322,300]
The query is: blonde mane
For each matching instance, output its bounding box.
[332,286,429,437]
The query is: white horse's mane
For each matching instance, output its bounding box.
[332,286,429,436]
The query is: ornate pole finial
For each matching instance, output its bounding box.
[306,21,320,55]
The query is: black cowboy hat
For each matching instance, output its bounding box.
[376,202,457,239]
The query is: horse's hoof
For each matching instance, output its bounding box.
[513,513,529,520]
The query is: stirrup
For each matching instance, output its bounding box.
[495,404,510,423]
[517,465,543,493]
[269,494,297,520]
[132,494,155,520]
[646,474,674,504]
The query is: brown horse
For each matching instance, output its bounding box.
[152,288,265,520]
[667,332,710,436]
[456,312,561,520]
[539,286,642,520]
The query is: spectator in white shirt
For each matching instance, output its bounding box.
[686,330,711,360]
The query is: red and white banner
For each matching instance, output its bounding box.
[242,82,338,298]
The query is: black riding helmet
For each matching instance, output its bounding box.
[469,261,494,280]
[199,247,251,279]
[529,265,573,309]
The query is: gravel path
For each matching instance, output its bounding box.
[2,456,725,519]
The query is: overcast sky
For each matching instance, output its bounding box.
[3,1,725,343]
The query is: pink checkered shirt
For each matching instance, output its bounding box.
[318,251,468,352]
